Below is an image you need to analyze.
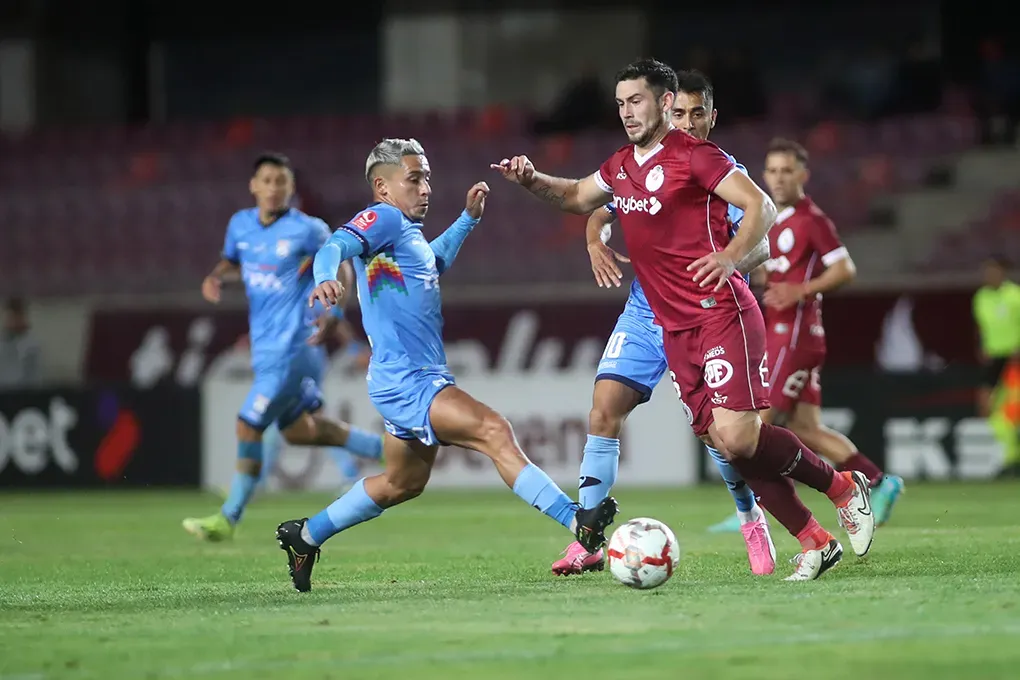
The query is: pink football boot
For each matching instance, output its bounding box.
[551,541,605,576]
[740,511,777,575]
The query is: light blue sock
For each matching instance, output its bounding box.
[512,463,578,530]
[344,427,383,460]
[222,440,263,523]
[326,447,361,480]
[707,445,756,513]
[305,478,384,545]
[259,424,283,486]
[578,435,620,509]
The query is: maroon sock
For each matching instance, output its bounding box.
[730,466,812,537]
[837,453,884,487]
[750,423,837,494]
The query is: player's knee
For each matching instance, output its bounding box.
[280,416,315,445]
[713,420,759,460]
[699,434,729,459]
[588,405,624,438]
[382,468,429,504]
[236,419,261,442]
[478,412,516,451]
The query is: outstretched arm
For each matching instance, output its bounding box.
[430,210,480,275]
[526,172,611,214]
[492,156,612,215]
[430,182,489,274]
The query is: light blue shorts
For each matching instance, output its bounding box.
[595,307,667,403]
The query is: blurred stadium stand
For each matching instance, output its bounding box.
[0,2,1016,299]
[0,110,998,295]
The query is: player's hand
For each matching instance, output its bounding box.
[465,182,490,219]
[762,281,806,311]
[307,314,338,346]
[202,275,222,304]
[490,156,535,187]
[309,280,344,310]
[588,241,630,288]
[687,252,737,292]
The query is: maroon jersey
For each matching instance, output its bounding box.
[762,195,847,349]
[596,129,757,331]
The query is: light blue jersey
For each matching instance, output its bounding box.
[223,207,335,430]
[314,202,479,445]
[223,208,332,372]
[596,153,749,398]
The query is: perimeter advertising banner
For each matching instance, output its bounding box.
[201,365,1003,491]
[0,386,201,489]
[201,371,700,491]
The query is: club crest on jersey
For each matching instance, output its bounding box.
[645,165,664,192]
[617,167,627,180]
[276,240,291,258]
[777,227,795,253]
[351,210,378,231]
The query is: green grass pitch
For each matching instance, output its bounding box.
[2,483,1020,679]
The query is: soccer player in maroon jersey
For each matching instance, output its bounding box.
[494,59,875,580]
[756,138,905,526]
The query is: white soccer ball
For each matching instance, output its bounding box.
[607,517,681,590]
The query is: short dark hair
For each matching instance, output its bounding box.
[767,137,809,166]
[676,69,714,109]
[615,59,678,100]
[252,152,292,175]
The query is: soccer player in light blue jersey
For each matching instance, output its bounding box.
[274,139,619,591]
[551,70,778,577]
[182,153,383,542]
[259,314,376,492]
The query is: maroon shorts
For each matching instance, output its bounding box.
[766,336,825,413]
[662,306,771,437]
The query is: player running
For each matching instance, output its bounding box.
[553,69,777,577]
[496,59,875,581]
[274,139,618,592]
[708,138,904,532]
[258,308,377,492]
[182,153,383,542]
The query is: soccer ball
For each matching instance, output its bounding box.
[607,517,680,590]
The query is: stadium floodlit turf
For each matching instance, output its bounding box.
[2,483,1019,679]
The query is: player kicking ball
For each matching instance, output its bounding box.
[275,139,618,592]
[183,153,384,542]
[552,69,777,577]
[496,59,875,581]
[709,139,905,535]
